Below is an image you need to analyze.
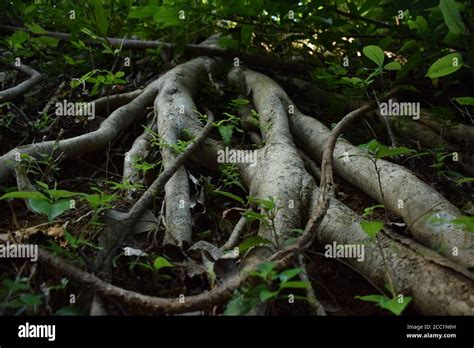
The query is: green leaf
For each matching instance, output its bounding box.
[0,191,48,201]
[243,210,267,222]
[358,139,414,159]
[224,296,248,315]
[64,55,76,65]
[218,124,234,145]
[153,256,174,271]
[128,5,158,19]
[25,23,47,34]
[279,268,302,283]
[363,45,385,67]
[230,99,250,106]
[218,37,239,49]
[91,0,109,35]
[213,190,244,204]
[248,197,276,210]
[355,294,384,303]
[279,280,310,289]
[259,289,278,302]
[379,296,412,316]
[454,97,474,106]
[10,30,29,45]
[360,220,384,239]
[241,24,253,45]
[384,61,401,70]
[28,198,72,222]
[37,36,59,47]
[3,279,29,293]
[153,7,181,28]
[456,177,474,185]
[47,189,78,201]
[377,146,414,159]
[439,0,466,35]
[55,306,86,316]
[20,293,43,307]
[238,236,271,254]
[399,40,417,53]
[425,53,463,79]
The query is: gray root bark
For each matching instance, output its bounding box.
[289,107,474,269]
[93,89,144,116]
[123,118,157,190]
[222,67,474,314]
[153,56,219,246]
[317,195,474,315]
[390,115,474,176]
[228,67,315,246]
[0,63,42,103]
[418,109,474,150]
[0,82,159,185]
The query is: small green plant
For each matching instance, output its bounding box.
[217,163,245,191]
[243,196,281,248]
[106,179,143,195]
[33,112,54,130]
[355,293,412,316]
[214,112,243,146]
[224,262,309,315]
[353,140,415,317]
[0,277,68,315]
[132,157,161,176]
[0,182,80,222]
[81,187,116,213]
[358,210,412,315]
[406,147,465,182]
[71,69,127,96]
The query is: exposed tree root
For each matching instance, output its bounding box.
[2,31,473,316]
[289,106,474,269]
[154,56,218,246]
[390,115,474,176]
[93,89,144,116]
[122,118,156,191]
[0,82,159,185]
[0,63,42,103]
[418,109,474,150]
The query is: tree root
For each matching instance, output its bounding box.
[154,56,219,246]
[289,104,474,269]
[0,81,159,185]
[0,63,42,103]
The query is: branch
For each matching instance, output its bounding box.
[0,25,314,75]
[38,247,242,315]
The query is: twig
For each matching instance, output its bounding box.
[222,216,247,250]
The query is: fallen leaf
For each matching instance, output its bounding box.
[47,225,64,238]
